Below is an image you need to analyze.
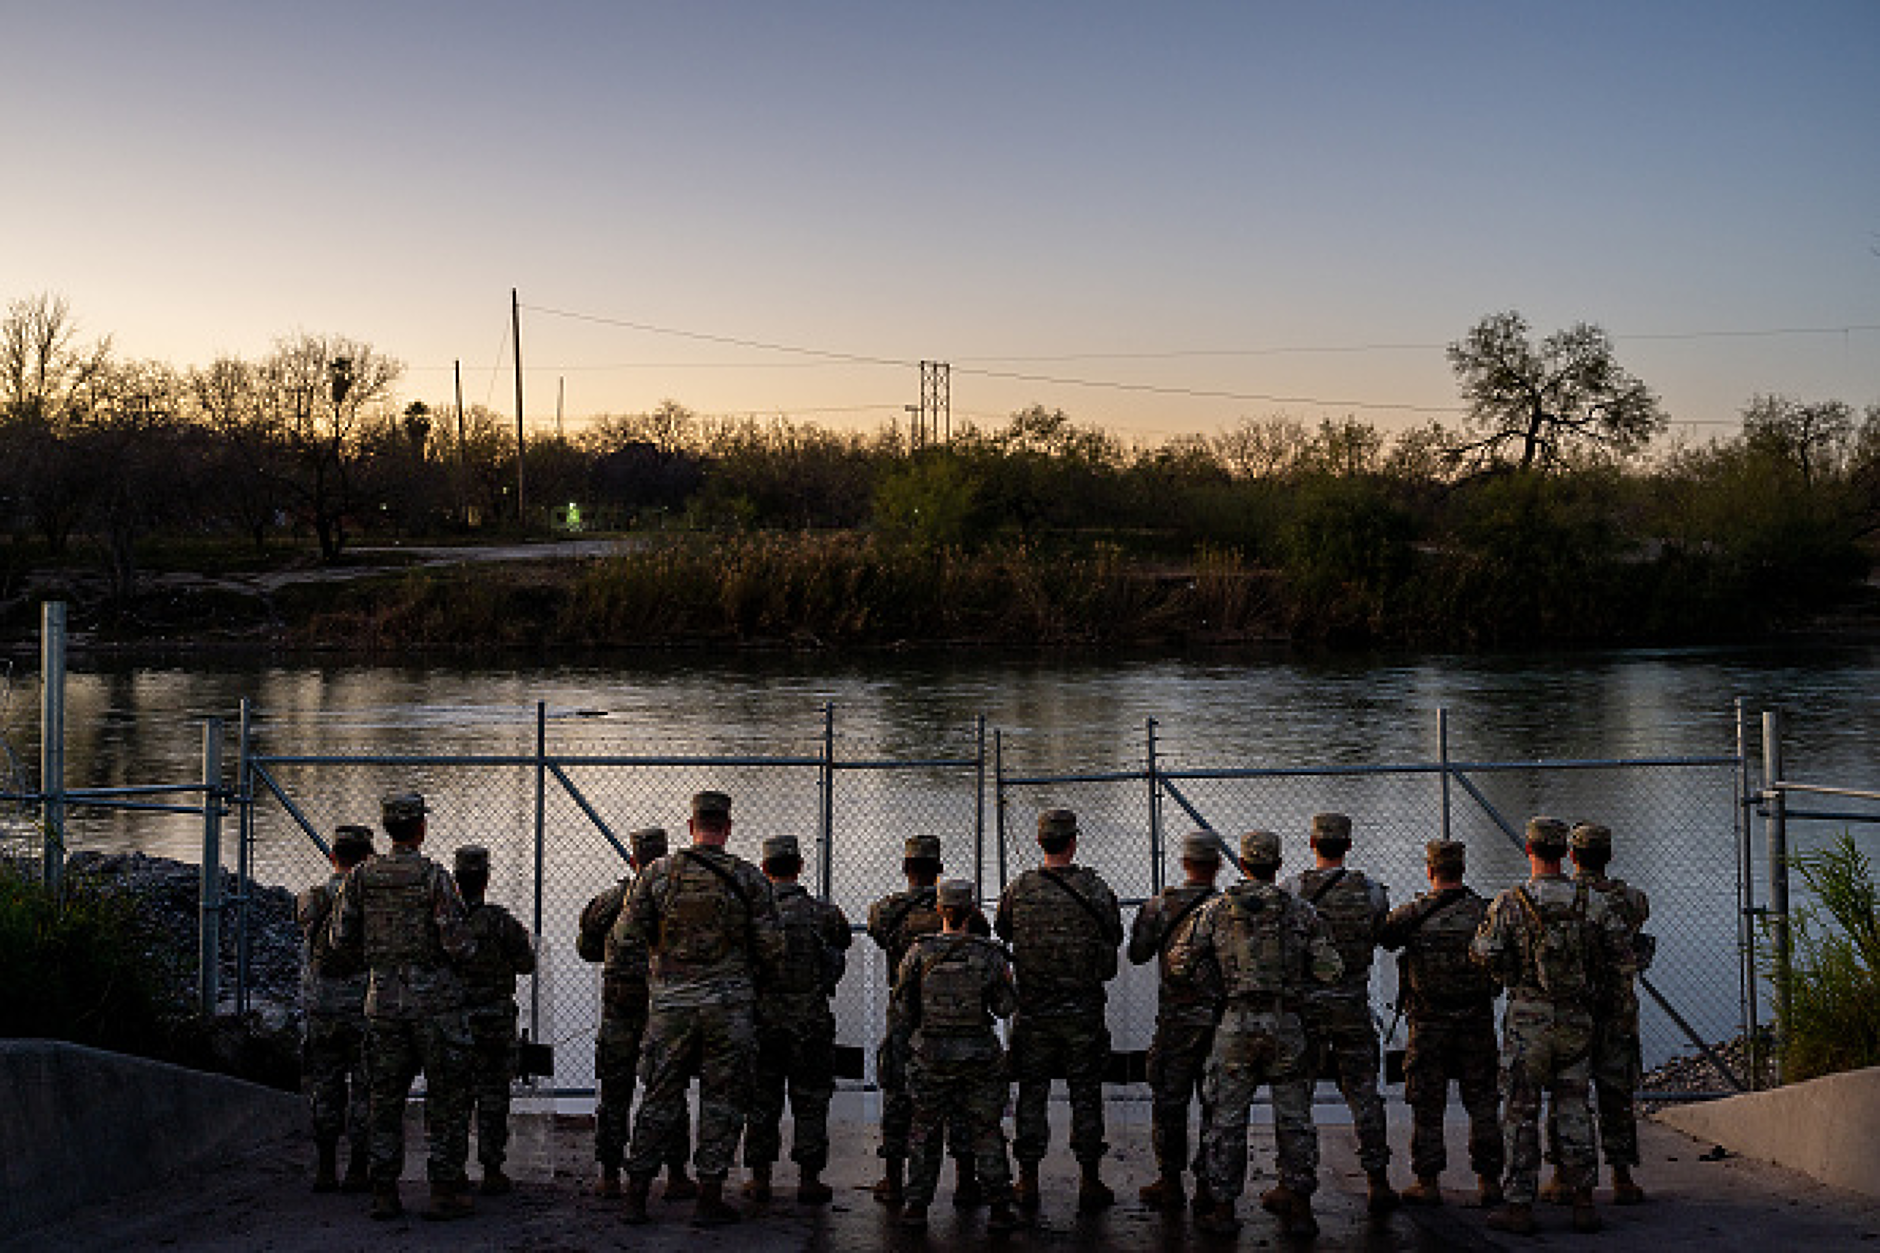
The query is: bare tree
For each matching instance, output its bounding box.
[0,294,114,551]
[1447,311,1665,472]
[1741,394,1855,486]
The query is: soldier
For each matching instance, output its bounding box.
[744,833,852,1204]
[893,878,1024,1234]
[328,792,476,1222]
[1126,829,1224,1210]
[864,833,991,1206]
[295,824,375,1194]
[1378,839,1504,1208]
[995,808,1124,1212]
[1172,829,1342,1239]
[1471,815,1636,1236]
[576,827,695,1201]
[452,845,536,1196]
[1539,821,1651,1207]
[1280,811,1398,1212]
[616,790,783,1227]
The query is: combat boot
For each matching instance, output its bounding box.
[1190,1178,1213,1214]
[479,1166,512,1196]
[312,1139,340,1193]
[595,1164,621,1198]
[1572,1186,1603,1233]
[664,1164,699,1201]
[1282,1191,1320,1240]
[369,1180,403,1221]
[798,1168,833,1204]
[622,1174,653,1225]
[1138,1173,1186,1210]
[423,1180,474,1221]
[1538,1168,1571,1204]
[341,1145,370,1193]
[898,1201,929,1230]
[1013,1163,1040,1211]
[1366,1168,1400,1213]
[1078,1162,1116,1211]
[987,1200,1024,1232]
[952,1157,984,1207]
[1485,1201,1536,1235]
[1400,1174,1443,1206]
[1193,1199,1241,1236]
[1476,1173,1505,1208]
[741,1165,772,1202]
[1259,1183,1297,1215]
[872,1157,905,1204]
[1611,1165,1645,1205]
[692,1175,740,1227]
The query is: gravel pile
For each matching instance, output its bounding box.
[1640,1033,1776,1111]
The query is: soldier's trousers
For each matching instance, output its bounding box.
[747,1015,835,1171]
[467,1010,517,1170]
[1300,994,1390,1172]
[1145,1017,1213,1180]
[303,1012,369,1148]
[1010,1009,1110,1166]
[626,1000,755,1180]
[1199,1007,1317,1202]
[1547,1015,1641,1171]
[905,1053,1015,1208]
[1500,998,1595,1205]
[594,1009,691,1171]
[1403,1015,1502,1180]
[877,1029,975,1164]
[366,1011,473,1186]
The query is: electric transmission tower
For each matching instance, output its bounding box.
[913,360,950,450]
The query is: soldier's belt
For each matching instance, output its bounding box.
[1224,993,1284,1012]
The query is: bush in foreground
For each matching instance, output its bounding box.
[1776,834,1880,1082]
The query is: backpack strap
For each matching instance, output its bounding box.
[1040,867,1122,946]
[1305,867,1349,906]
[1157,887,1219,957]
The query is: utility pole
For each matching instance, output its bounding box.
[453,360,467,526]
[512,288,526,528]
[556,376,565,441]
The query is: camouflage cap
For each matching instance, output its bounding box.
[691,790,731,820]
[332,824,375,859]
[936,878,975,909]
[628,826,668,861]
[453,844,489,874]
[761,834,801,862]
[1181,830,1223,861]
[1037,808,1078,842]
[1240,829,1281,867]
[1570,822,1613,852]
[1525,815,1570,850]
[1311,812,1353,841]
[1425,839,1466,873]
[903,834,943,863]
[381,792,427,824]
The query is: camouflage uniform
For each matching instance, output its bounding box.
[994,813,1123,1172]
[1126,834,1221,1190]
[1559,823,1651,1174]
[893,888,1019,1212]
[618,799,783,1184]
[747,836,852,1176]
[865,836,990,1168]
[328,796,475,1192]
[455,847,537,1180]
[1170,831,1342,1212]
[576,828,688,1178]
[1471,823,1635,1208]
[296,830,373,1181]
[1378,841,1502,1185]
[1280,814,1392,1176]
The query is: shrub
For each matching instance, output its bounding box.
[1775,834,1880,1082]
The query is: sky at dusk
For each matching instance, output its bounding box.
[6,1,1877,445]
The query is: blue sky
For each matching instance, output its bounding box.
[5,1,1876,442]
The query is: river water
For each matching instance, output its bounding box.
[5,642,1877,1074]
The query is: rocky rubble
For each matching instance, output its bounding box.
[1640,1033,1777,1111]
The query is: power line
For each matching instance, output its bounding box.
[518,302,913,370]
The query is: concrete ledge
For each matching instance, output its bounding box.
[1654,1064,1880,1200]
[0,1039,304,1235]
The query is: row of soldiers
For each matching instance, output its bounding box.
[298,789,1649,1240]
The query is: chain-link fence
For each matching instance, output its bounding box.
[233,701,1749,1091]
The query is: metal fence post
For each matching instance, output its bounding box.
[198,717,224,1018]
[40,601,66,892]
[820,703,836,900]
[974,714,987,896]
[1437,707,1452,841]
[1736,698,1760,1088]
[532,700,546,1044]
[1146,717,1163,895]
[235,698,253,1015]
[1761,709,1790,1085]
[994,729,1009,893]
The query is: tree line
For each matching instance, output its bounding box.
[4,294,1876,644]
